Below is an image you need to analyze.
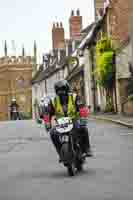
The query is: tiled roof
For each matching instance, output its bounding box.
[81,22,96,34]
[32,56,68,84]
[32,64,56,84]
[66,64,84,81]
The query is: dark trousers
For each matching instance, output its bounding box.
[10,112,19,120]
[50,126,91,155]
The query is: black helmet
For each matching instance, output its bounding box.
[54,80,70,96]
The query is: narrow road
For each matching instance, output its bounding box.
[0,119,133,200]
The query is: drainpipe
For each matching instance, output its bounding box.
[45,79,47,95]
[90,46,97,113]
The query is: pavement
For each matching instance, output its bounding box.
[91,113,133,128]
[0,119,133,200]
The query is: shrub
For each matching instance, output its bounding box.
[128,95,133,102]
[20,112,32,120]
[95,37,115,113]
[95,37,114,89]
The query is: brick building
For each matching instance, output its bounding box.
[94,0,132,114]
[129,0,133,57]
[95,0,105,17]
[108,0,132,114]
[0,42,36,121]
[95,0,105,10]
[95,0,128,45]
[109,0,128,46]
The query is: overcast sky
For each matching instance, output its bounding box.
[0,0,94,62]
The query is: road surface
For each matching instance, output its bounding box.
[0,119,133,200]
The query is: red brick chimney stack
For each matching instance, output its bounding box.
[95,0,105,18]
[52,22,65,50]
[69,9,82,41]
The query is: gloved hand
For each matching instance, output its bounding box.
[36,118,42,124]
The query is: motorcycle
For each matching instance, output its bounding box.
[55,117,86,176]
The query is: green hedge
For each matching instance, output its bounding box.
[20,112,32,120]
[128,95,133,102]
[95,37,114,89]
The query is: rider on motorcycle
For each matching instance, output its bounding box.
[49,80,92,160]
[38,97,46,119]
[38,96,51,130]
[38,96,51,118]
[10,98,19,120]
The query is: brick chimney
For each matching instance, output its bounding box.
[52,22,65,50]
[95,0,105,18]
[69,9,82,41]
[95,0,105,10]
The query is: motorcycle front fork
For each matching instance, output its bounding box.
[69,133,79,158]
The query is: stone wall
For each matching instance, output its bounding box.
[116,42,131,79]
[116,41,133,114]
[0,57,32,121]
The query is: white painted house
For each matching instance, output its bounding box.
[32,51,69,119]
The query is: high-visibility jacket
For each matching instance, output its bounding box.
[52,94,79,120]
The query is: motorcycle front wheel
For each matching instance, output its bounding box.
[60,143,76,176]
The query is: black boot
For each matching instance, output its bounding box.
[80,128,93,157]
